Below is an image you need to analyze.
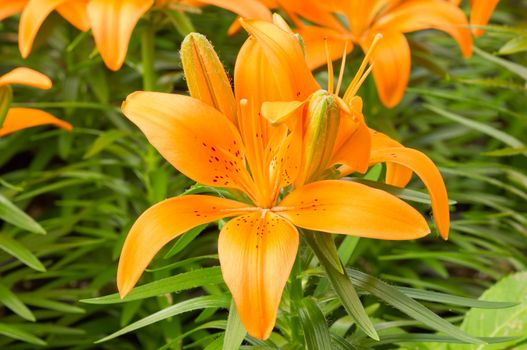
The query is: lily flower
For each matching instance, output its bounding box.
[15,0,271,71]
[117,18,448,340]
[0,0,89,30]
[452,0,501,36]
[283,0,473,108]
[0,67,72,136]
[17,0,153,71]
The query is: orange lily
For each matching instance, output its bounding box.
[117,18,448,340]
[18,0,152,71]
[0,67,72,136]
[452,0,500,36]
[0,0,89,30]
[16,0,271,71]
[284,0,473,108]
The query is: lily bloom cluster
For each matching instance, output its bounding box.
[0,0,271,71]
[283,0,500,107]
[117,16,450,339]
[0,68,71,136]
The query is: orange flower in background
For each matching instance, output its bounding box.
[452,0,501,36]
[14,0,271,71]
[17,0,153,71]
[284,0,473,108]
[0,68,72,136]
[117,17,450,339]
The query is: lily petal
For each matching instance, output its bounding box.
[56,0,90,31]
[0,67,52,89]
[0,0,27,21]
[0,108,71,136]
[275,180,430,240]
[469,0,500,37]
[366,31,411,108]
[370,129,412,187]
[18,0,73,58]
[122,92,256,197]
[369,146,450,239]
[260,100,307,125]
[117,195,252,298]
[218,211,298,340]
[195,0,271,21]
[87,0,153,71]
[239,19,319,102]
[374,0,473,58]
[296,26,353,70]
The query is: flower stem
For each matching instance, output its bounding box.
[288,250,303,345]
[141,22,156,91]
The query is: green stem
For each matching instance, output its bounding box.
[141,23,156,91]
[288,253,303,345]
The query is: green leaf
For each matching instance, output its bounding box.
[398,287,517,309]
[482,147,527,157]
[474,46,527,80]
[499,35,527,55]
[346,269,483,344]
[360,334,516,347]
[425,104,525,149]
[0,283,35,321]
[164,224,208,259]
[0,85,12,127]
[0,235,46,271]
[83,130,128,159]
[81,267,223,304]
[222,300,246,350]
[304,232,379,341]
[298,297,333,350]
[0,194,46,234]
[450,272,527,350]
[96,295,230,342]
[0,323,46,346]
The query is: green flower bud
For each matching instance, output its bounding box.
[301,89,340,183]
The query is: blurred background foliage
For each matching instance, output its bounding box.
[0,0,526,349]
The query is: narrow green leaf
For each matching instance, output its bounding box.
[0,235,46,271]
[482,147,527,157]
[0,323,46,346]
[398,287,517,309]
[81,267,223,304]
[164,224,208,259]
[96,295,230,343]
[426,104,525,149]
[304,232,379,341]
[346,269,484,344]
[18,296,85,314]
[0,194,46,234]
[474,46,527,80]
[360,334,516,347]
[310,232,343,273]
[0,85,12,127]
[83,130,128,159]
[298,297,333,350]
[0,283,35,321]
[222,300,246,350]
[499,35,527,55]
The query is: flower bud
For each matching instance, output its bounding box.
[180,33,236,123]
[301,89,340,183]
